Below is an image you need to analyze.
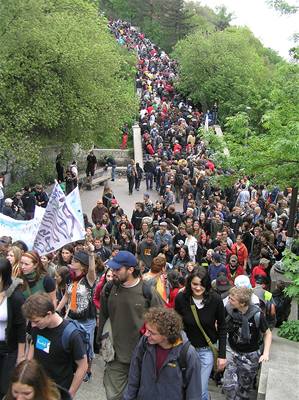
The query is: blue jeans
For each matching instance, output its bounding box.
[196,347,214,400]
[145,172,153,190]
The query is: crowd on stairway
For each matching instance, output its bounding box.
[0,18,298,400]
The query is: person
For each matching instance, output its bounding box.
[104,156,116,182]
[2,199,16,219]
[19,251,56,305]
[134,162,143,191]
[96,251,162,400]
[0,258,26,399]
[56,244,97,382]
[225,254,244,286]
[91,200,108,225]
[137,233,158,272]
[55,151,64,182]
[208,252,227,282]
[5,359,71,400]
[123,307,202,400]
[231,235,248,271]
[172,245,190,276]
[22,293,88,398]
[55,245,74,268]
[6,246,22,278]
[175,267,227,400]
[126,160,136,195]
[40,254,56,278]
[86,150,97,179]
[34,185,49,208]
[143,157,155,191]
[0,175,4,213]
[223,287,272,400]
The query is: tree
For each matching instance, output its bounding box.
[173,27,277,127]
[0,0,138,180]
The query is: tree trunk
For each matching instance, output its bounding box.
[287,186,298,242]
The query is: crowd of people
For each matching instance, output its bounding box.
[0,18,298,400]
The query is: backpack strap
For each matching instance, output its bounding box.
[61,321,78,352]
[177,341,191,391]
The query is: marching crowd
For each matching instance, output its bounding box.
[0,18,298,400]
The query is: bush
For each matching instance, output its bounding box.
[278,320,299,342]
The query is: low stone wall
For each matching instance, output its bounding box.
[93,148,133,166]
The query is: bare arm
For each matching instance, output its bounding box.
[56,291,69,313]
[259,328,272,362]
[68,356,88,398]
[48,290,57,309]
[16,342,26,365]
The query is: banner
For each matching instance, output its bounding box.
[32,182,85,255]
[0,207,45,250]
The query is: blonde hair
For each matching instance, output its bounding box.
[7,246,22,277]
[229,286,252,306]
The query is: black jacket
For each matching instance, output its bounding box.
[4,278,26,351]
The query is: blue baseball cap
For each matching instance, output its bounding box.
[107,251,137,270]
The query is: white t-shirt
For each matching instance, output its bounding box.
[192,297,204,310]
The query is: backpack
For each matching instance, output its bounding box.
[138,336,191,395]
[62,320,93,363]
[127,164,134,179]
[254,288,276,329]
[104,280,152,308]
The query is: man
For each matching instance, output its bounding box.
[123,307,202,400]
[21,186,36,220]
[137,232,158,272]
[34,184,49,208]
[164,185,175,209]
[94,238,111,262]
[105,155,116,182]
[143,193,153,215]
[154,221,173,249]
[143,157,155,190]
[91,200,108,225]
[23,293,88,398]
[92,220,108,240]
[2,198,16,218]
[223,287,272,400]
[97,251,162,400]
[208,252,227,282]
[56,150,64,182]
[86,150,97,179]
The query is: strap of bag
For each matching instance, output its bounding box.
[190,304,214,348]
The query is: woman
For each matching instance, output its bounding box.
[55,245,74,267]
[102,213,113,235]
[226,255,244,286]
[102,185,115,209]
[20,251,56,305]
[172,246,190,276]
[6,246,22,278]
[55,266,70,313]
[5,359,71,400]
[40,254,56,278]
[93,268,113,310]
[158,242,174,265]
[119,230,137,255]
[56,243,96,382]
[175,267,227,400]
[231,235,248,271]
[0,258,26,399]
[152,201,165,222]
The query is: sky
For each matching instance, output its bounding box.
[198,0,298,59]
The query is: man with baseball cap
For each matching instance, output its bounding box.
[97,251,162,400]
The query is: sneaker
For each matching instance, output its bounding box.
[83,372,92,382]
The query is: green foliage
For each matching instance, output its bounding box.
[0,0,138,178]
[278,320,299,342]
[173,27,278,126]
[267,0,298,14]
[99,0,226,52]
[282,246,299,300]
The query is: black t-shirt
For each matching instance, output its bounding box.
[31,319,86,389]
[227,311,268,353]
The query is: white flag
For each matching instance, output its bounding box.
[33,182,85,255]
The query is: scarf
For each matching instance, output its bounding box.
[226,303,260,343]
[24,271,37,283]
[69,272,86,312]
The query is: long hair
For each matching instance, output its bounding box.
[6,359,60,400]
[56,244,74,266]
[0,257,12,290]
[184,266,212,304]
[20,251,46,281]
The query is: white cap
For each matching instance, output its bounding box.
[234,275,252,289]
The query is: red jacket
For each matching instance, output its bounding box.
[250,265,267,288]
[231,243,248,267]
[226,264,244,285]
